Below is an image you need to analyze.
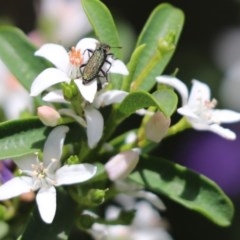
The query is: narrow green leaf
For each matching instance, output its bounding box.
[0,118,83,160]
[129,156,234,227]
[81,0,124,89]
[121,44,146,91]
[21,190,76,240]
[81,0,121,58]
[0,26,51,92]
[0,118,47,159]
[116,89,177,121]
[131,3,184,91]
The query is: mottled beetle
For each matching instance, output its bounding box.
[80,43,118,85]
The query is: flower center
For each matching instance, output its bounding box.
[31,160,56,189]
[68,47,83,79]
[69,47,83,67]
[195,96,217,123]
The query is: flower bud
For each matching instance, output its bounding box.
[87,189,108,206]
[145,112,170,143]
[105,149,140,181]
[37,106,61,127]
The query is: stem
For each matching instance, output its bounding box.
[167,117,191,137]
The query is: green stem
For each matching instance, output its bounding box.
[167,117,191,137]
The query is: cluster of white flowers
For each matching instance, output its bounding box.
[31,37,129,148]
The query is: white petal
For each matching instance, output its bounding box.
[74,79,97,103]
[133,191,166,210]
[108,59,129,75]
[194,123,237,140]
[188,79,211,105]
[156,76,189,105]
[43,90,69,103]
[35,43,69,73]
[177,106,200,120]
[59,108,86,127]
[85,107,104,148]
[36,187,56,224]
[43,126,69,166]
[55,163,97,186]
[211,109,240,123]
[76,38,98,53]
[30,68,70,96]
[94,90,128,108]
[0,177,33,200]
[13,154,38,171]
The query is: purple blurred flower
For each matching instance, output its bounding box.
[0,160,14,184]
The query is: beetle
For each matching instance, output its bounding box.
[79,43,117,85]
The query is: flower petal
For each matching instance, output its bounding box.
[177,106,200,120]
[55,163,97,186]
[191,122,237,140]
[76,38,98,54]
[107,59,129,75]
[43,90,69,103]
[85,107,104,148]
[35,43,69,73]
[36,187,56,224]
[156,76,189,105]
[133,191,166,210]
[30,68,70,96]
[188,79,211,106]
[13,154,38,171]
[94,90,128,108]
[74,79,98,103]
[43,126,69,166]
[0,177,33,200]
[211,109,240,123]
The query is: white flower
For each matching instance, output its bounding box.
[30,38,128,103]
[0,126,97,224]
[156,76,240,140]
[43,89,128,148]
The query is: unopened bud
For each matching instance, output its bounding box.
[37,106,61,127]
[158,32,175,53]
[145,112,170,143]
[87,189,108,206]
[105,149,140,181]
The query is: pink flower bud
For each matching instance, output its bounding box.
[105,149,140,181]
[37,106,61,127]
[145,112,170,143]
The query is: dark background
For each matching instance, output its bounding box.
[1,0,240,239]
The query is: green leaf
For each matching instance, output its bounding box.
[82,0,121,57]
[129,155,234,227]
[116,89,177,121]
[131,3,184,91]
[0,118,83,160]
[121,44,146,91]
[82,0,124,89]
[0,118,47,159]
[21,190,76,240]
[0,26,51,92]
